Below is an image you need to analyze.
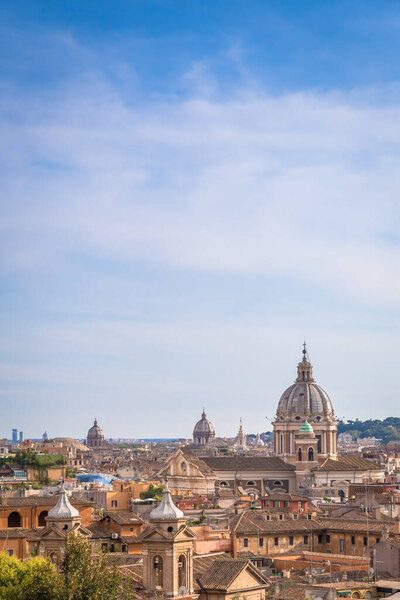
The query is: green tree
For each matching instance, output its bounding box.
[140,483,164,500]
[61,533,132,600]
[0,552,61,600]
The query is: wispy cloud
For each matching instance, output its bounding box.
[1,26,400,436]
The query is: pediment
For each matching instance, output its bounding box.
[173,526,196,540]
[39,527,68,539]
[141,526,172,541]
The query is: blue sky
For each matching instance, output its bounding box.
[1,1,400,439]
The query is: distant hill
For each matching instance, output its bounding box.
[337,418,400,444]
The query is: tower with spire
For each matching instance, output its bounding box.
[141,487,196,597]
[233,418,248,452]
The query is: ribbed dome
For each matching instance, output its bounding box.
[277,346,334,420]
[149,488,184,521]
[193,410,215,435]
[48,488,80,519]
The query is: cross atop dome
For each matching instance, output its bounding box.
[296,342,314,383]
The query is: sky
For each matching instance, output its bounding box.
[1,0,400,440]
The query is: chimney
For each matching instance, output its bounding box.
[231,533,238,558]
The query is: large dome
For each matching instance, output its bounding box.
[276,346,334,421]
[193,410,215,435]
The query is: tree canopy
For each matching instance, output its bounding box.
[0,534,133,600]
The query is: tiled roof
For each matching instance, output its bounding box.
[314,456,384,472]
[202,456,295,472]
[86,524,115,539]
[0,496,93,507]
[264,493,308,501]
[103,512,143,525]
[229,510,397,535]
[120,535,142,544]
[198,559,249,590]
[230,511,320,534]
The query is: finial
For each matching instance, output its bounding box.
[303,340,307,356]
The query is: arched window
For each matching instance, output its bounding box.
[273,481,282,487]
[298,448,302,461]
[181,462,187,474]
[246,481,255,487]
[8,511,21,527]
[153,556,163,589]
[178,554,186,588]
[308,447,314,461]
[38,510,48,526]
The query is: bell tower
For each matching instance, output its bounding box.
[142,488,196,598]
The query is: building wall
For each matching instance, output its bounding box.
[0,503,92,528]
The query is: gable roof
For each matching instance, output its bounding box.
[198,558,268,591]
[0,496,93,508]
[102,512,143,525]
[202,456,295,472]
[313,456,384,472]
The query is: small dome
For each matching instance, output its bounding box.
[88,418,103,436]
[300,420,314,433]
[48,488,80,519]
[149,488,184,521]
[193,409,215,435]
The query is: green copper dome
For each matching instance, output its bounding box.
[300,420,314,433]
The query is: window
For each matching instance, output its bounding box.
[303,535,309,544]
[289,536,294,545]
[219,481,228,487]
[167,526,174,532]
[181,462,187,474]
[376,537,380,544]
[178,554,187,588]
[273,481,282,486]
[7,549,13,556]
[266,515,270,521]
[122,544,127,552]
[7,512,21,528]
[295,416,301,421]
[110,544,115,552]
[130,527,134,532]
[293,514,298,520]
[307,514,312,520]
[246,481,255,487]
[363,537,368,546]
[340,539,345,552]
[259,537,263,547]
[308,447,314,461]
[101,543,108,552]
[351,536,355,545]
[120,484,123,491]
[326,534,331,544]
[279,514,283,520]
[274,537,279,546]
[111,500,118,508]
[38,510,48,526]
[298,448,302,461]
[318,534,323,544]
[243,538,248,548]
[153,556,163,589]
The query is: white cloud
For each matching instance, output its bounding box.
[1,79,400,308]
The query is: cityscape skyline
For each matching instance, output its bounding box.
[1,1,400,437]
